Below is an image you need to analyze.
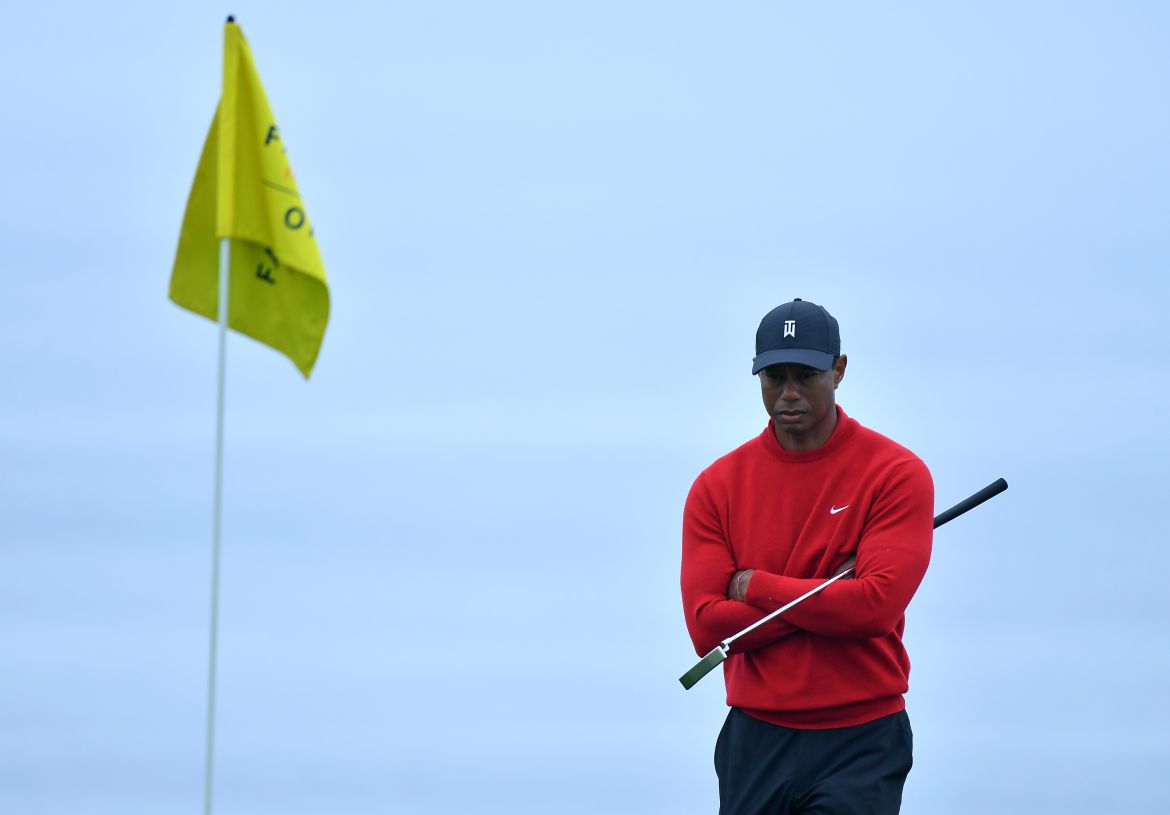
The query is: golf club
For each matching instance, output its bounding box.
[679,477,1008,690]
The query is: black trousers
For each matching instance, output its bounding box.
[714,708,913,815]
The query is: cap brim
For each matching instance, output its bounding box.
[751,348,835,374]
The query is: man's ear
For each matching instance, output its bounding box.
[833,354,848,388]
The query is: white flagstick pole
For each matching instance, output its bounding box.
[203,236,230,815]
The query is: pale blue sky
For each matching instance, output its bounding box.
[2,2,1168,813]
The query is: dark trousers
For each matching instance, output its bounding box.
[714,708,913,815]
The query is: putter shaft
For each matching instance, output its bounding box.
[678,477,1008,690]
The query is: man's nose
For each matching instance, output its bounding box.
[780,378,802,401]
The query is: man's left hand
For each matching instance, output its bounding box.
[728,569,754,601]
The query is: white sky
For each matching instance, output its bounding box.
[2,2,1168,813]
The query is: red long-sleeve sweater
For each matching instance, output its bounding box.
[681,406,934,728]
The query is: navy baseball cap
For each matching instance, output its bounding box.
[751,298,841,374]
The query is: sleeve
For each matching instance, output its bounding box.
[742,459,934,638]
[680,472,800,655]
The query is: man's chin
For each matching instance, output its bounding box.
[774,423,810,440]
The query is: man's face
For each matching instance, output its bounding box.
[758,355,848,451]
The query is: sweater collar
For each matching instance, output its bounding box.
[760,405,858,462]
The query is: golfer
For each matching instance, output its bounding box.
[680,299,934,815]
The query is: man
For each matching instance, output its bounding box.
[680,298,934,815]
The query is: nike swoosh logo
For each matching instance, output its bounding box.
[830,505,850,515]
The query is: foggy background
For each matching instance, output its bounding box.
[2,2,1167,813]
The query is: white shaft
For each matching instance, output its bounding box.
[724,567,853,648]
[203,236,230,815]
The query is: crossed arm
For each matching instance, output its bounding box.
[681,461,933,655]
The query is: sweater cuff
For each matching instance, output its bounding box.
[744,570,816,612]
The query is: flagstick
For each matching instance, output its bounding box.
[203,236,230,815]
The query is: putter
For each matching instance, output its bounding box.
[679,477,1008,690]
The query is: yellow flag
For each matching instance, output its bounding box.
[170,20,329,378]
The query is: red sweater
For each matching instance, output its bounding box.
[681,406,934,728]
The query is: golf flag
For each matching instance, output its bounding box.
[170,19,329,377]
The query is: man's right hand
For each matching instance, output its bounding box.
[835,555,857,578]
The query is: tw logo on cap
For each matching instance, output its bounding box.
[783,320,796,338]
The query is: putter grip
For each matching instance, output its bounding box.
[933,477,1007,528]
